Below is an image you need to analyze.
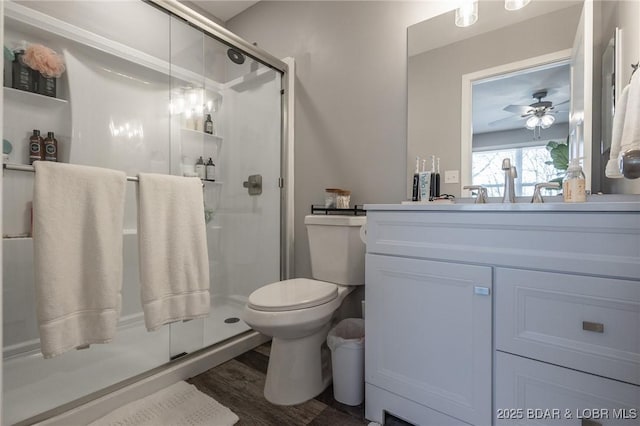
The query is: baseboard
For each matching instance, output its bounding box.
[27,331,269,426]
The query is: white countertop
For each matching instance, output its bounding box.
[365,195,640,212]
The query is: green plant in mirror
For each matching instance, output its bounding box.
[545,136,569,184]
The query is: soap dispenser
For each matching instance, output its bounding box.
[562,159,586,203]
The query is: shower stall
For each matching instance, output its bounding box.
[1,1,292,424]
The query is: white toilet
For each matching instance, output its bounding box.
[243,214,366,405]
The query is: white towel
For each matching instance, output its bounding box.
[33,162,126,358]
[137,173,210,331]
[607,71,640,178]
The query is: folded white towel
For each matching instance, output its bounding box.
[607,71,640,178]
[33,162,126,358]
[137,173,210,331]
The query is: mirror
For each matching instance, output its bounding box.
[407,1,594,198]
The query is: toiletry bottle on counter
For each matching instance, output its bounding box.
[205,114,214,135]
[435,157,441,197]
[411,156,420,201]
[418,158,431,201]
[206,157,215,181]
[429,155,436,198]
[29,129,44,164]
[563,159,586,203]
[195,156,206,179]
[43,132,58,162]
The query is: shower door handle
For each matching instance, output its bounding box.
[243,174,262,195]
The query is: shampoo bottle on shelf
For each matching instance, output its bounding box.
[206,157,215,181]
[195,156,206,179]
[204,114,214,135]
[43,132,58,162]
[29,129,44,164]
[562,159,586,203]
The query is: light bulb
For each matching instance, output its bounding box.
[455,0,478,27]
[505,0,532,11]
[525,116,539,130]
[540,114,555,129]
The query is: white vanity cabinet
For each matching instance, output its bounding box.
[366,255,492,426]
[364,203,640,426]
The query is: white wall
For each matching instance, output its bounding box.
[226,1,453,278]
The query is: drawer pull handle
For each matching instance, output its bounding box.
[582,419,602,426]
[582,321,604,333]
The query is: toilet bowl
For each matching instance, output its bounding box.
[242,215,366,406]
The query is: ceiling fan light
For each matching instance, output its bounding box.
[505,0,532,11]
[525,116,540,130]
[540,114,555,128]
[455,0,478,27]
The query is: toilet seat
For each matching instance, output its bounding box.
[248,278,338,312]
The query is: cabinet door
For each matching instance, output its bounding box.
[496,351,640,425]
[365,254,492,425]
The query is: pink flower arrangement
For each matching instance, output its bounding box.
[21,44,65,78]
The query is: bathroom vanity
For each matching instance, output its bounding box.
[364,200,640,425]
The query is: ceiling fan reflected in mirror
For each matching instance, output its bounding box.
[503,90,569,130]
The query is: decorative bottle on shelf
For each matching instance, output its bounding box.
[29,129,44,164]
[206,157,215,181]
[195,156,206,179]
[43,131,58,162]
[204,114,214,135]
[12,50,35,93]
[562,159,586,203]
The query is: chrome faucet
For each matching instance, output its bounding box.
[463,185,488,204]
[501,158,517,203]
[531,182,560,203]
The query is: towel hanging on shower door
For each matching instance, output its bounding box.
[136,173,210,331]
[33,161,126,358]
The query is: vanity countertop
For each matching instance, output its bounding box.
[365,195,640,212]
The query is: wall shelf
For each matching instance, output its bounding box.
[180,128,223,143]
[3,86,69,107]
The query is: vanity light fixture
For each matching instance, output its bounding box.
[504,0,532,11]
[455,0,478,27]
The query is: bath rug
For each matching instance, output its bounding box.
[89,381,238,426]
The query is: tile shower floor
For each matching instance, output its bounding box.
[189,342,413,426]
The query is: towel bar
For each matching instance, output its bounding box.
[3,163,205,186]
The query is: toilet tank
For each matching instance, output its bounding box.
[304,215,366,285]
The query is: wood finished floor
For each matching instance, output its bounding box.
[188,342,366,425]
[188,342,413,426]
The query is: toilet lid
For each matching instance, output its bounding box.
[248,278,338,312]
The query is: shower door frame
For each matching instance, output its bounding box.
[150,0,294,281]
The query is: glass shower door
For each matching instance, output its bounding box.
[168,19,283,354]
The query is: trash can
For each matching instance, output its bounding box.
[327,318,365,406]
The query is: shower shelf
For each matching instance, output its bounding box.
[4,87,69,105]
[180,128,223,143]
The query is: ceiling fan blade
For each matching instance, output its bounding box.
[553,99,570,107]
[504,104,532,114]
[488,115,525,127]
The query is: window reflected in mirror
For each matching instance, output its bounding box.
[471,61,570,196]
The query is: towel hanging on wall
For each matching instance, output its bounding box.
[33,161,126,358]
[606,66,640,179]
